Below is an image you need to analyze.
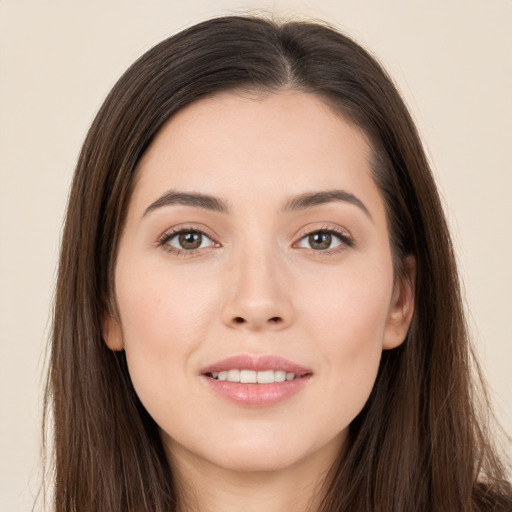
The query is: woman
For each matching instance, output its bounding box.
[45,15,511,511]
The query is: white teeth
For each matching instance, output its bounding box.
[274,371,286,382]
[210,369,298,383]
[257,370,274,384]
[227,369,240,381]
[240,370,257,383]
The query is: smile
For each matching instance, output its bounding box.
[201,355,312,406]
[209,369,298,383]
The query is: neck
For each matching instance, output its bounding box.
[167,438,342,512]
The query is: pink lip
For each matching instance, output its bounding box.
[201,354,311,375]
[200,355,312,407]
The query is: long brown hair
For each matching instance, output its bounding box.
[45,15,511,511]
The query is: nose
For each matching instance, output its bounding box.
[221,248,294,332]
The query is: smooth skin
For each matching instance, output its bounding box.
[103,91,415,512]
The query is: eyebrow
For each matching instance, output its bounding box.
[143,188,371,219]
[143,190,230,217]
[283,190,372,219]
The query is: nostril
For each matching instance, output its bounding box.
[230,316,284,327]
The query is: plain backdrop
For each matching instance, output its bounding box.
[1,0,511,510]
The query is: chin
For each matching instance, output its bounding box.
[165,426,346,476]
[213,446,305,473]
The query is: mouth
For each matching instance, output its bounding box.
[200,355,312,406]
[207,369,306,383]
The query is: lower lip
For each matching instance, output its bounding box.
[201,375,311,407]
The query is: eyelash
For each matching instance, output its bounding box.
[157,226,219,256]
[294,226,354,253]
[157,225,354,256]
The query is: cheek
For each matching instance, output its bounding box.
[300,262,393,346]
[298,262,393,412]
[117,257,220,339]
[114,262,220,409]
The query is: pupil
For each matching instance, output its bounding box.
[179,231,202,249]
[309,232,331,250]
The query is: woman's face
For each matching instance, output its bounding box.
[104,91,414,475]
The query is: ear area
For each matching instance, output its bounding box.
[383,255,416,350]
[101,313,124,351]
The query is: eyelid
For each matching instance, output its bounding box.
[155,222,353,256]
[292,224,355,251]
[157,224,220,255]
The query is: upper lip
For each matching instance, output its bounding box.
[200,354,311,376]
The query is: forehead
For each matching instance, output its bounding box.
[131,91,384,218]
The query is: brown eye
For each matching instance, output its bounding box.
[178,231,203,249]
[296,230,347,251]
[165,230,215,251]
[308,232,332,250]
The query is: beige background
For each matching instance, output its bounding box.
[1,0,511,510]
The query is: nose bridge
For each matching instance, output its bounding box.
[222,235,292,331]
